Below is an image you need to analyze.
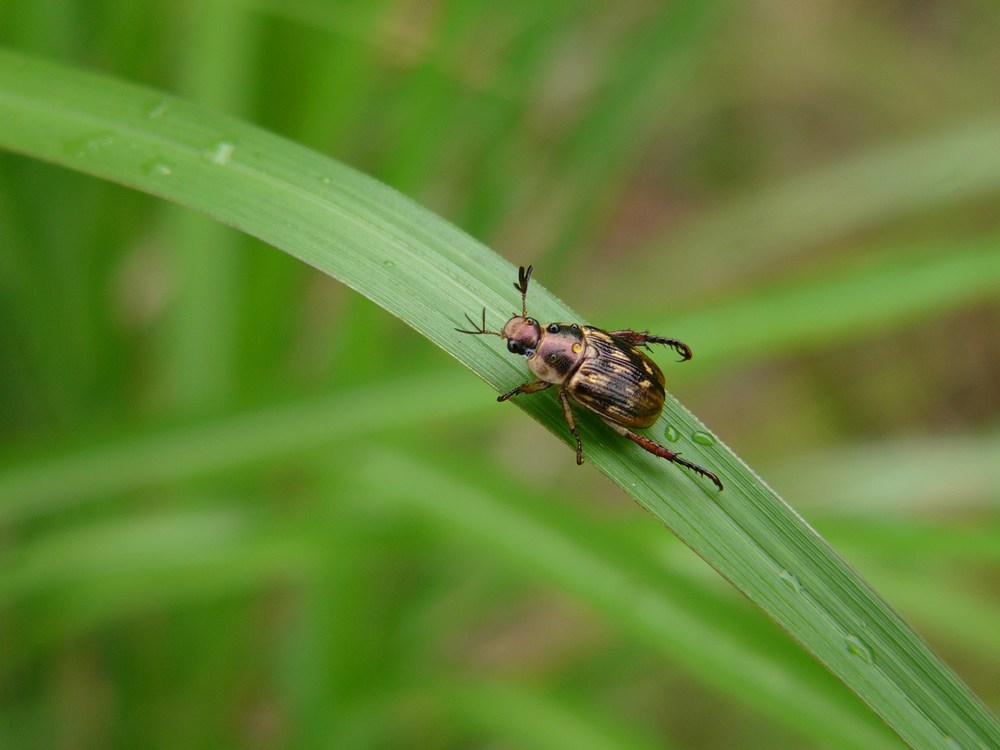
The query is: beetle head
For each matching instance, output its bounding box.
[455,265,541,357]
[500,265,541,355]
[500,315,541,357]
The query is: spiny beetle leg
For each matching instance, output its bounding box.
[647,336,692,362]
[604,420,723,490]
[497,379,551,402]
[559,388,584,465]
[610,330,692,362]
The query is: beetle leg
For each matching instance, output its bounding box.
[499,382,583,464]
[455,307,503,337]
[602,419,723,490]
[559,387,585,465]
[497,379,551,402]
[609,330,692,362]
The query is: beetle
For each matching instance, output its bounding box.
[456,265,722,490]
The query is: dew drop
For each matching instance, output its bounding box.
[208,140,236,165]
[845,635,874,665]
[143,159,174,177]
[146,100,170,119]
[664,425,680,442]
[692,430,716,446]
[779,570,801,592]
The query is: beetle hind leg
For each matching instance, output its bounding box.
[609,330,692,362]
[603,419,722,490]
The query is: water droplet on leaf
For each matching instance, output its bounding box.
[692,430,716,446]
[845,635,874,665]
[143,159,173,177]
[779,570,801,592]
[208,140,236,165]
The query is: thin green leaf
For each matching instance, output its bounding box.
[621,118,1000,297]
[0,372,489,523]
[364,448,900,750]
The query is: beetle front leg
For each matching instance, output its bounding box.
[602,419,723,490]
[609,330,692,362]
[497,380,552,402]
[559,387,584,465]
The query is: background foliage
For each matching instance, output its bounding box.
[2,1,1000,748]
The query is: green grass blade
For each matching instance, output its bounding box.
[0,372,488,523]
[364,449,900,750]
[667,238,1000,376]
[1,49,998,749]
[435,678,672,750]
[636,119,1000,291]
[151,0,259,409]
[541,0,730,271]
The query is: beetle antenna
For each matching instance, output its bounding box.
[514,265,533,317]
[455,307,503,337]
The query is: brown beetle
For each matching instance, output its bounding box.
[457,265,722,490]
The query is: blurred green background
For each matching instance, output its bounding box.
[2,1,1000,748]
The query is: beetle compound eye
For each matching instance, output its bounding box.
[507,340,523,354]
[548,324,559,333]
